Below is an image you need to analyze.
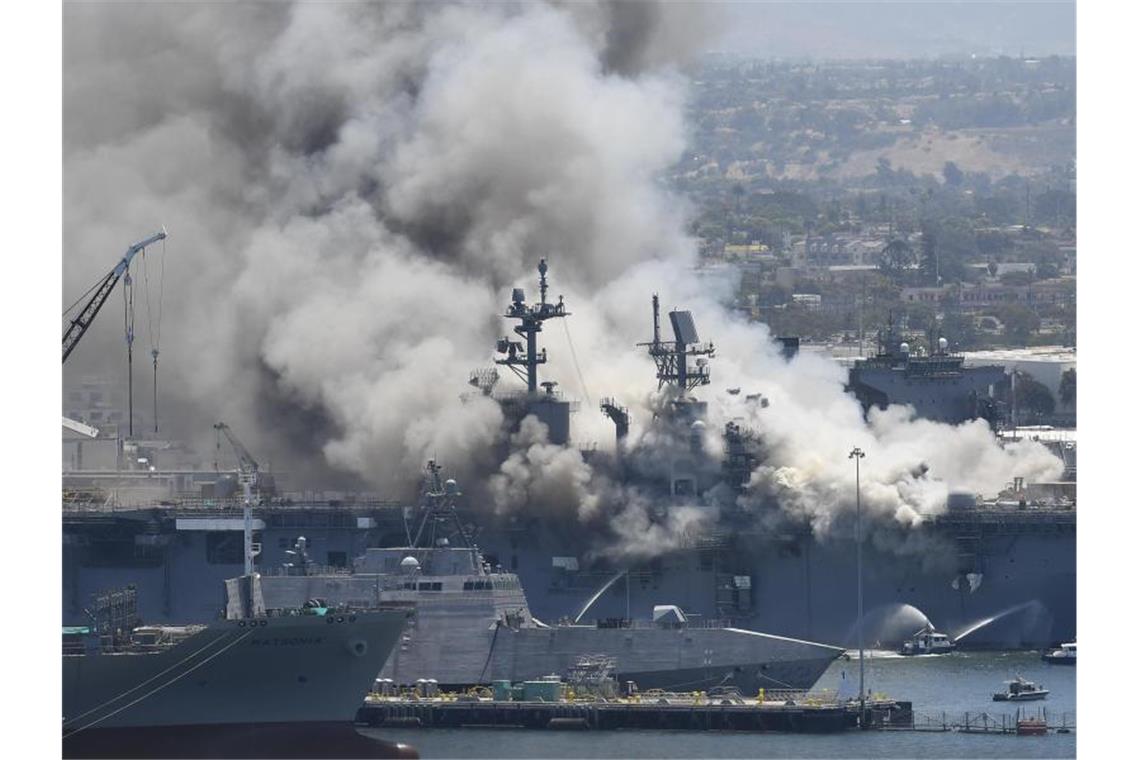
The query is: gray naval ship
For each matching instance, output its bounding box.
[231,462,844,694]
[846,315,1009,426]
[62,585,411,758]
[62,260,1074,650]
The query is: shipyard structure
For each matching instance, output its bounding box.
[63,260,1075,651]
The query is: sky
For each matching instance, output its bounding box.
[714,1,1075,59]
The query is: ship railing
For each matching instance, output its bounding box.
[63,493,409,513]
[588,617,743,630]
[255,564,356,578]
[253,567,427,591]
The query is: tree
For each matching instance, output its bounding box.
[1059,368,1076,406]
[879,239,914,281]
[942,161,964,187]
[994,304,1040,344]
[1014,372,1055,418]
[919,222,939,284]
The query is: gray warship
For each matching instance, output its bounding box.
[846,315,1008,426]
[229,462,843,693]
[62,585,411,758]
[62,259,1074,650]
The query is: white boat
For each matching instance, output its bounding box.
[1042,641,1076,665]
[899,625,955,656]
[993,676,1049,701]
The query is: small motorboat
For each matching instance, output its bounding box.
[1041,641,1076,665]
[899,625,955,656]
[993,676,1049,702]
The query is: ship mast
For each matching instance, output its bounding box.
[411,460,473,549]
[638,294,714,393]
[495,259,569,394]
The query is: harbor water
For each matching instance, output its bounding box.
[361,651,1076,758]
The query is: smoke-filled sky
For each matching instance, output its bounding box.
[64,1,1061,557]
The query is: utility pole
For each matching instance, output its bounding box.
[849,446,867,726]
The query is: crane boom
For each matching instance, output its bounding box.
[214,421,262,577]
[63,231,167,363]
[213,422,260,477]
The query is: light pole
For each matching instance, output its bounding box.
[849,446,866,726]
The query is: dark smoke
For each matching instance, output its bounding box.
[64,1,1061,560]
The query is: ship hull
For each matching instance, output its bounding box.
[63,504,1075,649]
[249,569,842,692]
[63,611,409,741]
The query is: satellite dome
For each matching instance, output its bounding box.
[445,478,460,495]
[400,556,420,573]
[938,337,949,351]
[899,342,910,354]
[691,420,707,431]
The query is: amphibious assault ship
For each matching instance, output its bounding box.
[846,316,1008,426]
[227,462,843,694]
[62,260,1074,650]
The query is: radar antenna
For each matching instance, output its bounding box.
[638,294,714,392]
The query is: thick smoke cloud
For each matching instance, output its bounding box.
[64,1,1061,558]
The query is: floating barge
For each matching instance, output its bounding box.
[356,693,910,734]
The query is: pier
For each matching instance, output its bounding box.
[356,691,1074,737]
[356,691,909,734]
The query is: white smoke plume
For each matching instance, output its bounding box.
[64,1,1062,559]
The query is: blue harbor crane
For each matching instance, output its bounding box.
[63,230,167,437]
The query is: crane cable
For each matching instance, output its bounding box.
[141,237,165,433]
[123,259,136,437]
[63,275,104,319]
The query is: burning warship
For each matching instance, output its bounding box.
[62,259,1075,650]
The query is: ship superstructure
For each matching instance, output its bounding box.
[475,258,575,445]
[232,462,844,694]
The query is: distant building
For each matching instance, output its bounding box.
[791,293,822,310]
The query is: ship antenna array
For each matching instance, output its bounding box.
[411,460,472,549]
[637,293,714,393]
[494,258,569,394]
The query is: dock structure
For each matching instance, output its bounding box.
[356,695,909,734]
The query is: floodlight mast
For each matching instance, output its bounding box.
[849,446,867,726]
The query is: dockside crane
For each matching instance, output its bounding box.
[62,231,166,364]
[63,231,167,438]
[213,422,268,576]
